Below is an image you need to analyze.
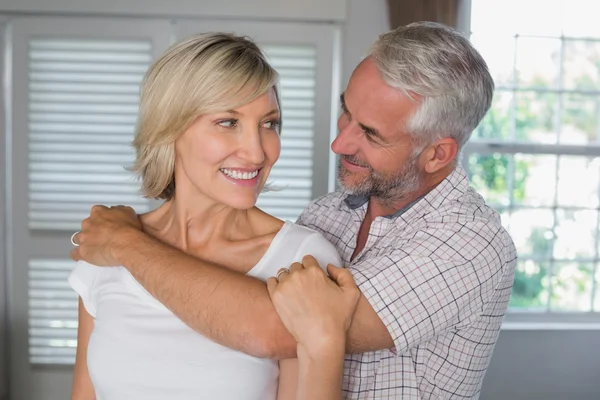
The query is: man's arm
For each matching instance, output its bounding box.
[70,207,395,359]
[110,228,393,357]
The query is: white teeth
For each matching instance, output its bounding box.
[221,168,259,180]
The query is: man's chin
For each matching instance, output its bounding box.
[338,178,371,196]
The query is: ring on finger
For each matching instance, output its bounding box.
[276,268,290,280]
[70,231,80,247]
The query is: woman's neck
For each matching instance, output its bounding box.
[141,190,258,252]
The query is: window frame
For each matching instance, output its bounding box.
[464,0,600,327]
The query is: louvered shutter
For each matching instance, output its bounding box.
[8,21,172,400]
[256,45,317,221]
[25,37,154,364]
[28,259,77,364]
[27,39,153,230]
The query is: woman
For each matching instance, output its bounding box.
[68,32,349,400]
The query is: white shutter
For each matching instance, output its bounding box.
[257,45,317,221]
[28,259,77,364]
[8,18,172,399]
[27,38,153,230]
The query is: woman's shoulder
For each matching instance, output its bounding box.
[278,222,343,269]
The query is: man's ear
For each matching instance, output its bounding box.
[420,138,458,174]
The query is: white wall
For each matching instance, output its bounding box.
[342,0,390,87]
[0,16,7,400]
[0,0,346,22]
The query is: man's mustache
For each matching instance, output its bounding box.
[341,155,370,169]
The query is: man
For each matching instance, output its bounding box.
[71,22,517,399]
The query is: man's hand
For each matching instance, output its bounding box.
[70,205,143,266]
[266,255,360,352]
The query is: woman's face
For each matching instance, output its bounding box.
[174,89,281,210]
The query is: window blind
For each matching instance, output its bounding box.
[28,259,77,364]
[27,38,152,230]
[256,45,317,221]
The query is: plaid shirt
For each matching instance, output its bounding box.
[297,166,517,400]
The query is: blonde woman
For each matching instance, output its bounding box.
[68,33,346,400]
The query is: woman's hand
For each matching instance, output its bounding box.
[266,255,360,351]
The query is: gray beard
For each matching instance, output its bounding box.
[337,152,422,206]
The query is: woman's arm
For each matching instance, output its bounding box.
[276,358,299,400]
[267,263,359,400]
[71,298,96,400]
[296,341,345,400]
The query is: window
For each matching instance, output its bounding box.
[6,17,173,400]
[465,0,600,315]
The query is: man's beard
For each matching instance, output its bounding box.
[337,150,422,206]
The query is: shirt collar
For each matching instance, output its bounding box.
[343,193,423,219]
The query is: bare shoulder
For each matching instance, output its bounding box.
[250,207,286,236]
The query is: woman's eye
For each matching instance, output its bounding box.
[218,119,237,128]
[263,120,281,131]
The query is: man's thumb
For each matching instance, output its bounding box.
[327,264,356,288]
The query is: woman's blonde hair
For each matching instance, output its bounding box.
[131,32,280,200]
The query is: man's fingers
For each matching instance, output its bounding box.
[90,204,108,215]
[327,264,356,289]
[266,277,278,298]
[69,248,80,262]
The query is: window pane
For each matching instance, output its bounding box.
[563,0,600,38]
[550,262,594,312]
[560,94,599,144]
[515,91,558,142]
[470,35,515,88]
[554,209,598,260]
[515,37,560,89]
[472,90,512,140]
[471,0,562,37]
[467,153,511,206]
[563,39,600,91]
[513,154,557,207]
[556,156,600,208]
[509,260,549,310]
[508,208,554,259]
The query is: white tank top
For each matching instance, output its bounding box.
[68,221,342,400]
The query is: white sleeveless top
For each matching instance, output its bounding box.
[68,221,342,400]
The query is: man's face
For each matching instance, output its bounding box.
[332,58,424,204]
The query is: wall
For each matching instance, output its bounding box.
[0,0,346,22]
[481,330,600,400]
[342,0,390,87]
[0,16,7,400]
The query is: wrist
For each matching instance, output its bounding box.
[111,226,144,265]
[297,333,346,361]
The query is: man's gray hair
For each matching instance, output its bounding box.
[369,21,494,150]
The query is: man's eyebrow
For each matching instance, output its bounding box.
[340,93,383,140]
[340,93,350,115]
[359,123,382,139]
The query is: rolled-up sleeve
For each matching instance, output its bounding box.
[348,225,505,355]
